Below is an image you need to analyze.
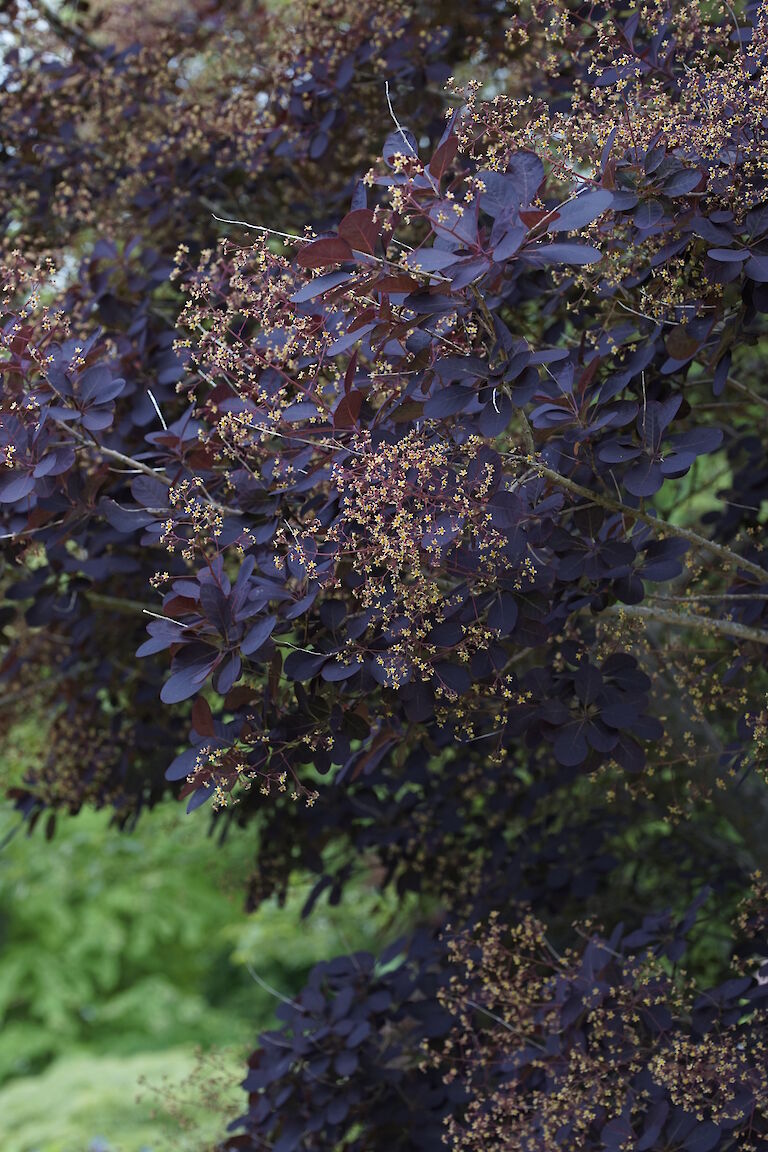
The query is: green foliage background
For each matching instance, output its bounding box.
[0,716,402,1152]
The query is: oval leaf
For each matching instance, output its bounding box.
[547,190,613,233]
[297,237,354,269]
[524,242,602,266]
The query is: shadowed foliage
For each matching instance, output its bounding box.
[3,1,768,1148]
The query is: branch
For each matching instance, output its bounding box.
[63,425,171,485]
[384,81,416,159]
[64,423,243,517]
[85,591,163,616]
[602,602,768,646]
[727,375,768,414]
[647,592,768,602]
[515,455,768,584]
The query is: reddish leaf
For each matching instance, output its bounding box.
[521,208,552,229]
[178,777,203,801]
[349,307,376,330]
[428,135,458,182]
[297,237,354,268]
[223,686,258,709]
[161,595,199,618]
[338,209,379,256]
[186,448,218,469]
[577,359,601,395]
[392,400,425,422]
[191,696,216,737]
[334,389,363,429]
[344,350,358,395]
[665,324,701,360]
[10,324,33,356]
[373,273,420,294]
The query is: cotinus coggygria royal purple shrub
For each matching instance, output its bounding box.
[3,2,768,1149]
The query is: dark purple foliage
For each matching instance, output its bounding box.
[4,1,768,1148]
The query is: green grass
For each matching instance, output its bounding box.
[0,717,409,1151]
[1,1047,242,1152]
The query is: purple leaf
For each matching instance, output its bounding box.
[547,190,613,233]
[624,459,663,497]
[634,200,664,229]
[200,582,230,634]
[523,242,602,266]
[428,199,477,246]
[449,256,489,290]
[0,472,35,503]
[663,168,702,196]
[707,247,749,262]
[745,254,768,282]
[77,365,125,404]
[404,248,460,273]
[478,390,513,437]
[575,664,603,705]
[284,649,327,680]
[668,427,723,456]
[492,225,525,262]
[554,727,588,766]
[241,614,277,656]
[283,401,322,422]
[213,650,241,694]
[290,272,351,303]
[382,128,417,166]
[321,659,363,681]
[82,408,116,431]
[477,171,521,218]
[424,385,473,418]
[136,619,187,657]
[598,442,643,464]
[166,741,226,782]
[488,593,518,635]
[186,784,215,813]
[506,151,545,202]
[161,654,218,703]
[102,499,159,533]
[432,662,470,695]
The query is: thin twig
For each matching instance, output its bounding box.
[727,376,768,414]
[464,999,547,1052]
[142,610,191,628]
[245,962,304,1011]
[0,518,67,541]
[147,390,168,430]
[384,81,416,156]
